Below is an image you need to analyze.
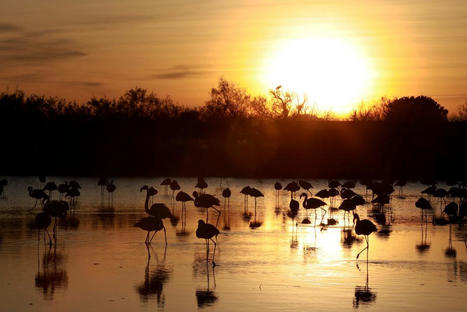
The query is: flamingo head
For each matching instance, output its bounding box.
[140,185,148,192]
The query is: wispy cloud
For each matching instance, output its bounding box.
[150,65,209,80]
[0,23,21,33]
[0,25,86,66]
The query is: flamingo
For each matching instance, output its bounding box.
[175,191,193,234]
[196,177,208,193]
[196,220,219,267]
[284,181,300,199]
[43,200,69,239]
[160,178,171,194]
[248,188,263,228]
[43,182,57,199]
[28,186,49,208]
[57,182,68,200]
[221,188,231,230]
[298,180,313,195]
[287,199,299,247]
[98,177,107,199]
[134,217,166,245]
[343,181,356,189]
[300,193,327,225]
[240,186,252,219]
[354,213,377,260]
[106,180,116,204]
[194,192,221,226]
[34,212,53,246]
[274,182,282,207]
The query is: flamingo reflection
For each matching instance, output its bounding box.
[136,244,171,309]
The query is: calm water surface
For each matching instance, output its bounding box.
[0,177,466,311]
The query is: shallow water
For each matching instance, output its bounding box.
[0,177,466,312]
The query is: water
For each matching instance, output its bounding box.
[0,177,466,311]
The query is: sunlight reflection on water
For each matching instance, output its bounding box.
[0,177,466,311]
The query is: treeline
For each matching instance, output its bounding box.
[0,79,465,179]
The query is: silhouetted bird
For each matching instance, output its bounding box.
[176,191,193,233]
[196,177,208,192]
[134,217,166,245]
[43,182,57,199]
[248,188,264,228]
[160,178,171,193]
[194,193,221,226]
[196,220,220,267]
[106,180,116,203]
[43,200,69,239]
[300,193,327,225]
[284,181,300,199]
[299,180,313,194]
[221,188,231,230]
[354,213,377,259]
[57,182,68,200]
[35,212,52,246]
[28,186,49,208]
[169,180,180,197]
[328,180,340,189]
[240,186,252,218]
[69,180,81,189]
[98,177,107,198]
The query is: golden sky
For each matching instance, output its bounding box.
[0,0,466,115]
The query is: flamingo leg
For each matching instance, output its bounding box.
[149,230,157,243]
[45,229,53,246]
[356,236,369,259]
[211,237,218,267]
[163,224,167,246]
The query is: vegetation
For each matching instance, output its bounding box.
[0,79,465,179]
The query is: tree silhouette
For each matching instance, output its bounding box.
[383,96,448,123]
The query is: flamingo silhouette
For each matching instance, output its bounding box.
[134,217,166,245]
[240,186,252,219]
[274,182,282,207]
[43,182,57,199]
[160,178,171,194]
[196,220,219,267]
[196,177,208,193]
[221,188,231,230]
[194,193,221,227]
[300,193,327,226]
[175,191,193,234]
[248,188,263,229]
[28,186,49,209]
[298,180,313,195]
[106,180,116,205]
[284,181,300,199]
[43,200,69,240]
[354,213,377,260]
[34,212,53,246]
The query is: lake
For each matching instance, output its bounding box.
[0,177,466,311]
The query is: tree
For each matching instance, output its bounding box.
[383,96,448,123]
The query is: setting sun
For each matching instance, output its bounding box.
[261,37,375,114]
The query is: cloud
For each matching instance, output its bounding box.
[0,23,21,33]
[151,65,209,80]
[0,24,86,66]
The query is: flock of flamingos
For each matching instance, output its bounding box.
[0,176,466,266]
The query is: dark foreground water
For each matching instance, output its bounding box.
[0,177,466,311]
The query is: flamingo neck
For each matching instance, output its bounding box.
[144,191,150,214]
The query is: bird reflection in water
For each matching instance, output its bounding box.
[353,259,377,308]
[35,241,68,300]
[136,244,172,310]
[445,222,457,258]
[193,246,218,308]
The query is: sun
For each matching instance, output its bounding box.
[261,37,374,115]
